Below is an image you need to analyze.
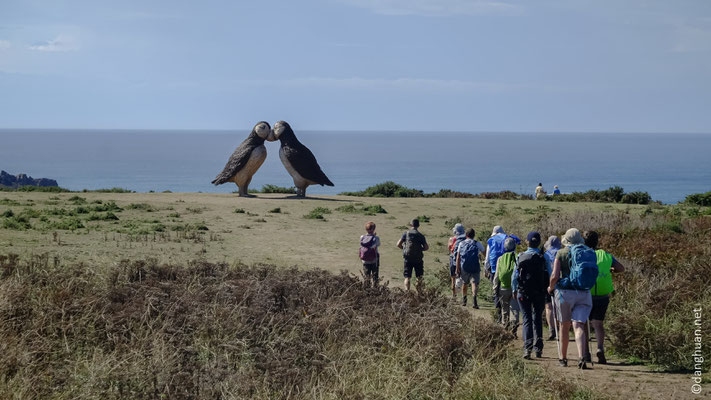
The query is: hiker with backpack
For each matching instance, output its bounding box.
[455,228,485,308]
[359,221,381,288]
[547,228,598,369]
[493,237,520,335]
[544,235,562,340]
[448,223,467,300]
[512,231,549,359]
[485,226,520,322]
[396,219,429,291]
[582,230,625,364]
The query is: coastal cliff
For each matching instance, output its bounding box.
[0,170,58,188]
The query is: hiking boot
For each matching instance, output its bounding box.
[578,359,589,370]
[558,358,568,367]
[473,297,479,309]
[596,349,607,365]
[461,296,467,306]
[583,353,592,363]
[535,351,542,358]
[547,334,556,341]
[523,350,531,360]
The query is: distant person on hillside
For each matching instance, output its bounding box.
[583,230,625,364]
[548,228,597,369]
[359,221,381,288]
[535,183,546,200]
[448,223,467,300]
[544,235,562,340]
[397,219,429,292]
[513,231,549,359]
[553,185,561,195]
[456,228,485,308]
[493,237,519,335]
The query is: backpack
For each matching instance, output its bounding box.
[458,239,481,273]
[487,234,521,272]
[403,230,424,261]
[558,244,599,290]
[359,235,378,263]
[517,252,548,299]
[497,251,516,289]
[450,234,467,264]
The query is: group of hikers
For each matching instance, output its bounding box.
[358,219,625,370]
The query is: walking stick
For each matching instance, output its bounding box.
[587,319,594,367]
[551,292,562,362]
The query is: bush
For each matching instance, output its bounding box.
[340,181,423,198]
[0,185,70,193]
[621,191,652,205]
[304,207,331,220]
[258,184,297,194]
[685,191,711,207]
[0,256,604,399]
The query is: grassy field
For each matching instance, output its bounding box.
[0,192,640,281]
[0,191,709,398]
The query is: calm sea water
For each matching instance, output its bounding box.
[1,129,710,204]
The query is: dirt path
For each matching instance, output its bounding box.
[466,299,699,400]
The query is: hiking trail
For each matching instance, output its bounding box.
[466,298,696,399]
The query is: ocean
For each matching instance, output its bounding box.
[1,129,710,204]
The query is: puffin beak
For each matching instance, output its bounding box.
[266,129,277,142]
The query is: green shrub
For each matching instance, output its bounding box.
[258,184,297,194]
[2,215,31,230]
[268,207,281,213]
[304,207,331,219]
[126,203,155,212]
[81,188,134,193]
[684,191,711,207]
[335,204,387,215]
[1,209,14,218]
[0,185,70,193]
[621,191,652,205]
[341,181,423,198]
[234,208,246,213]
[47,217,84,230]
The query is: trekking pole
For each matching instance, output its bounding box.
[587,319,594,367]
[551,293,562,362]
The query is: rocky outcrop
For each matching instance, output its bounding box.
[0,170,59,188]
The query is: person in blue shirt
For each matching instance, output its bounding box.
[553,185,561,195]
[512,232,550,359]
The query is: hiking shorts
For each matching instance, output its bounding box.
[449,258,457,277]
[460,270,480,285]
[403,259,424,278]
[589,295,610,321]
[363,262,379,278]
[554,289,592,323]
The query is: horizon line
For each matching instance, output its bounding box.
[1,127,710,135]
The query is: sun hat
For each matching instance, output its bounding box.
[561,228,584,246]
[491,225,505,237]
[544,235,562,251]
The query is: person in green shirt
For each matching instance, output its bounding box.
[583,231,625,365]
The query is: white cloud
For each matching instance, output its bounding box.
[28,34,79,52]
[0,40,10,49]
[338,0,523,17]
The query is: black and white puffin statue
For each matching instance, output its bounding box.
[271,120,334,197]
[211,121,275,196]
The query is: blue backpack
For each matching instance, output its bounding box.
[558,244,599,290]
[487,234,520,273]
[459,240,481,273]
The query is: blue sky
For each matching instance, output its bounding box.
[1,0,710,132]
